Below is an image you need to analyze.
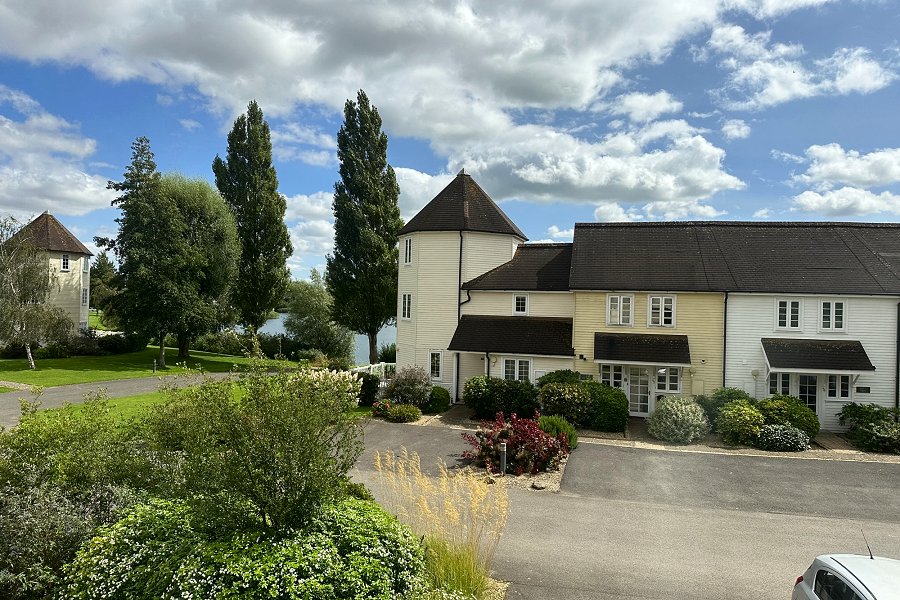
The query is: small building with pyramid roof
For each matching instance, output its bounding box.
[16,212,93,332]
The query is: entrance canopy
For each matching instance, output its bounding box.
[593,332,691,367]
[448,315,574,357]
[761,338,875,374]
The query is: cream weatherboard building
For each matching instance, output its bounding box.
[396,173,900,429]
[18,212,93,332]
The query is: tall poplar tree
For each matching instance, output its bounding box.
[326,90,403,364]
[212,101,292,332]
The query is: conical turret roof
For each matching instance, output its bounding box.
[16,212,93,255]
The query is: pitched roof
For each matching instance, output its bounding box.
[16,212,92,256]
[761,338,875,373]
[448,315,574,356]
[398,170,527,239]
[570,222,900,295]
[593,332,692,366]
[463,243,572,291]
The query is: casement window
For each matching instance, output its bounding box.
[401,293,412,319]
[513,294,528,315]
[776,299,801,329]
[656,367,680,393]
[430,351,442,380]
[607,295,633,326]
[599,364,623,388]
[61,254,70,272]
[648,295,675,327]
[81,288,88,306]
[769,373,790,395]
[503,358,531,382]
[82,257,89,273]
[827,374,851,399]
[403,238,412,265]
[820,300,845,331]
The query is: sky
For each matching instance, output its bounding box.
[1,0,899,279]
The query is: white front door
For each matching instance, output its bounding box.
[798,374,818,414]
[627,366,651,416]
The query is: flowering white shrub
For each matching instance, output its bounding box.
[756,424,810,452]
[647,396,710,444]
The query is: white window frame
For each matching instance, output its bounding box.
[82,256,89,273]
[81,288,88,306]
[826,374,851,400]
[655,367,681,393]
[607,294,634,326]
[401,293,412,320]
[502,358,531,382]
[820,300,846,332]
[61,254,70,272]
[648,295,676,328]
[429,351,442,380]
[599,364,624,388]
[513,294,528,315]
[769,372,791,396]
[775,298,802,330]
[403,238,412,265]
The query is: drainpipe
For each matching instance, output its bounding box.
[895,303,899,421]
[722,291,728,388]
[454,232,464,402]
[485,352,491,377]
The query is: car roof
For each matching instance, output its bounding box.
[827,555,900,600]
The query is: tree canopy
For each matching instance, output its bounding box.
[326,90,403,364]
[284,270,354,365]
[212,100,292,332]
[89,251,117,327]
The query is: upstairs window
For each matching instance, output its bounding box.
[83,257,89,273]
[648,295,675,327]
[776,299,801,329]
[607,295,633,326]
[401,293,412,319]
[513,294,528,315]
[403,238,412,265]
[81,288,88,306]
[430,351,442,380]
[821,300,845,331]
[61,254,70,272]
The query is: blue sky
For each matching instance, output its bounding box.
[1,0,899,278]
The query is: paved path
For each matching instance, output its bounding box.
[356,420,900,600]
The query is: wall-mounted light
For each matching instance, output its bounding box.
[751,369,759,378]
[578,354,587,361]
[688,367,697,375]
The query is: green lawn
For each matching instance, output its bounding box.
[0,386,15,394]
[0,346,291,388]
[88,309,111,331]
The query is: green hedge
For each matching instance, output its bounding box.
[717,399,765,446]
[539,383,591,425]
[536,369,582,388]
[647,396,709,444]
[583,382,629,432]
[463,376,540,420]
[422,386,452,414]
[757,394,819,439]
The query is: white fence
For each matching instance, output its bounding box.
[350,362,396,380]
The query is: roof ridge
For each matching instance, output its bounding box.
[574,221,900,228]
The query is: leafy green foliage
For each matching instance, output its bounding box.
[358,373,381,407]
[463,413,569,475]
[647,396,710,444]
[88,251,117,324]
[757,394,819,439]
[717,399,765,446]
[383,366,432,407]
[463,376,540,420]
[422,386,452,415]
[213,100,292,332]
[712,387,754,404]
[385,403,423,423]
[326,90,403,364]
[539,383,591,425]
[582,381,629,432]
[838,403,900,453]
[538,415,578,449]
[536,370,582,388]
[378,342,397,363]
[756,424,810,452]
[284,270,354,364]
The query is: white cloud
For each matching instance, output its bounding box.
[752,207,771,218]
[721,119,751,140]
[724,0,837,18]
[178,118,201,131]
[642,199,725,220]
[395,168,454,221]
[0,85,114,217]
[793,143,900,190]
[610,91,683,123]
[272,122,336,166]
[285,191,333,222]
[290,219,334,254]
[547,225,574,239]
[771,149,804,163]
[793,187,900,216]
[593,202,643,222]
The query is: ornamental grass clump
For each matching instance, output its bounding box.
[647,396,710,444]
[374,449,509,600]
[462,412,570,475]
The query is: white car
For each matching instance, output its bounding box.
[792,554,900,600]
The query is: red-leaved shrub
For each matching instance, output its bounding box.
[462,412,570,475]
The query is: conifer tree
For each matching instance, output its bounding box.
[326,90,403,364]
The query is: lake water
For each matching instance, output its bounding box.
[258,313,397,366]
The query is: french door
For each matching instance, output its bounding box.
[798,375,818,414]
[627,366,651,416]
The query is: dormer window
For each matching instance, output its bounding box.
[61,254,70,272]
[513,294,528,315]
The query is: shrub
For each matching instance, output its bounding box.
[463,412,569,475]
[539,383,591,425]
[372,400,392,419]
[538,415,578,449]
[536,369,582,388]
[384,366,432,408]
[647,396,710,444]
[757,394,820,439]
[582,381,629,432]
[378,342,397,363]
[386,404,423,423]
[423,386,452,415]
[717,399,765,446]
[357,373,381,406]
[96,332,149,355]
[756,424,810,452]
[63,498,426,599]
[463,376,540,420]
[849,422,900,454]
[838,402,899,431]
[839,404,900,453]
[712,387,754,404]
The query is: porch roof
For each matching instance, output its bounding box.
[593,332,691,366]
[761,338,876,374]
[448,315,574,357]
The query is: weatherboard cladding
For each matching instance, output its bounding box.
[593,332,692,365]
[16,213,93,256]
[448,315,574,356]
[569,222,900,295]
[398,171,527,239]
[463,243,572,291]
[761,338,876,372]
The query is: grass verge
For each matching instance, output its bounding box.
[0,386,16,394]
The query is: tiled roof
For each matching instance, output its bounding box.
[593,332,692,366]
[16,212,92,255]
[570,222,900,295]
[761,338,875,372]
[463,243,572,291]
[448,315,574,356]
[398,170,527,239]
